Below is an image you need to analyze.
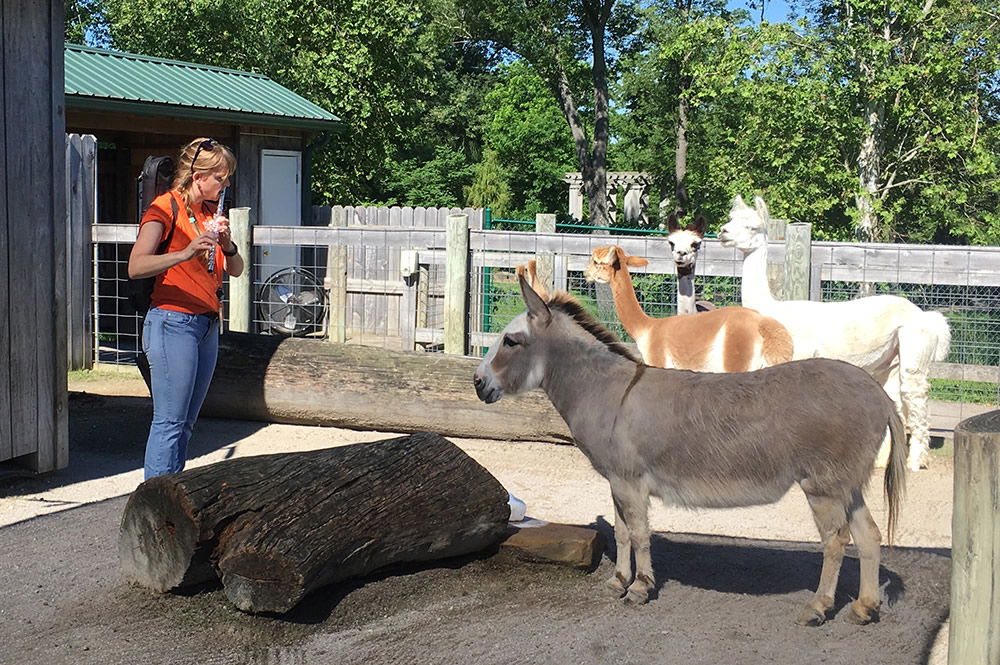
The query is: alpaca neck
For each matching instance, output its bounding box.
[676,266,696,315]
[609,268,653,338]
[739,238,778,309]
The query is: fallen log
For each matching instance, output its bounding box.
[119,432,510,614]
[199,332,572,443]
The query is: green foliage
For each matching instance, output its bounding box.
[481,62,577,218]
[90,0,997,241]
[466,149,514,216]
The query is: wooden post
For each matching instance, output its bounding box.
[325,207,348,343]
[949,410,1000,665]
[535,213,556,295]
[227,207,252,333]
[399,249,419,352]
[766,217,786,300]
[444,213,470,356]
[783,222,812,301]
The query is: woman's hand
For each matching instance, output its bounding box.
[213,215,235,253]
[185,230,220,261]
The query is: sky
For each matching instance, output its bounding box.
[727,0,796,24]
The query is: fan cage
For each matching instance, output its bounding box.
[257,267,327,337]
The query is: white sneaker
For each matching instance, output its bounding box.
[507,493,527,522]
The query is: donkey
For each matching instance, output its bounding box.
[473,274,906,626]
[585,245,793,373]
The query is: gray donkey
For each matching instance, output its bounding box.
[473,274,906,626]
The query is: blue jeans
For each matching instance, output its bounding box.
[142,307,219,479]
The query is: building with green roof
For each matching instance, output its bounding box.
[65,43,344,228]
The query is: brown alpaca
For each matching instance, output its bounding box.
[584,245,793,372]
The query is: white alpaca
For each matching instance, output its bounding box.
[718,195,951,471]
[665,213,713,314]
[584,245,793,372]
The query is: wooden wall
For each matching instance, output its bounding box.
[0,0,68,471]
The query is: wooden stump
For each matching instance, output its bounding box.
[119,432,511,614]
[949,409,1000,665]
[200,332,572,443]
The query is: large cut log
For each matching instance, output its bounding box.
[200,332,572,443]
[119,432,511,613]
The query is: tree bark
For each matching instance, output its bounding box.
[199,332,572,443]
[119,432,511,614]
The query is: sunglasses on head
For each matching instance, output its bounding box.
[190,138,219,174]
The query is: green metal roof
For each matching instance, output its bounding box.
[64,44,343,132]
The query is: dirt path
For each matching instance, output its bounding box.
[0,371,955,664]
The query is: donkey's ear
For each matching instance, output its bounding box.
[519,274,551,325]
[666,213,680,233]
[688,214,707,237]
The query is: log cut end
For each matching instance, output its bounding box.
[118,477,204,592]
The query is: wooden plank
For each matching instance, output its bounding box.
[7,1,47,462]
[49,1,69,471]
[444,214,470,355]
[930,362,1000,383]
[783,222,812,301]
[0,1,11,463]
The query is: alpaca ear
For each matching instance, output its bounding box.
[626,255,649,268]
[519,274,551,325]
[667,213,680,233]
[754,196,770,220]
[732,194,747,210]
[688,214,707,237]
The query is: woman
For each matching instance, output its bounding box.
[128,138,244,479]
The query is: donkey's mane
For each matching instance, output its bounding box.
[546,291,640,363]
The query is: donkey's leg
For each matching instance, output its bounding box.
[897,324,936,471]
[608,477,653,605]
[606,488,633,598]
[798,491,850,626]
[844,491,883,624]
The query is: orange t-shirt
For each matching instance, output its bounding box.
[140,190,224,315]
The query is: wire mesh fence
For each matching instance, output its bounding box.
[88,217,1000,421]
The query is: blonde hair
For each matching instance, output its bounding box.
[173,138,237,209]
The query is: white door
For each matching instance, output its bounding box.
[259,149,302,281]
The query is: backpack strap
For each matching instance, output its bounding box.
[156,195,179,254]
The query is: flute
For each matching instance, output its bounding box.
[206,188,227,274]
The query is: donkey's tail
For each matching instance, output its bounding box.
[883,408,907,546]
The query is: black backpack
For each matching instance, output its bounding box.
[128,156,178,315]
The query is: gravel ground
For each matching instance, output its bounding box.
[0,371,955,665]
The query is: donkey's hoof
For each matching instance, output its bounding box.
[622,587,649,606]
[795,606,827,627]
[605,576,627,598]
[844,600,879,625]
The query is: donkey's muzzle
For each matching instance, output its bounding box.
[473,371,502,404]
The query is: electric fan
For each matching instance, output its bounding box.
[257,267,327,337]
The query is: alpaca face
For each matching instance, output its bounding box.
[718,196,767,252]
[583,246,618,284]
[667,230,703,270]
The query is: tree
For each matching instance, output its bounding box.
[479,62,576,218]
[457,0,639,225]
[100,0,464,204]
[65,0,107,45]
[803,0,1000,242]
[466,149,514,216]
